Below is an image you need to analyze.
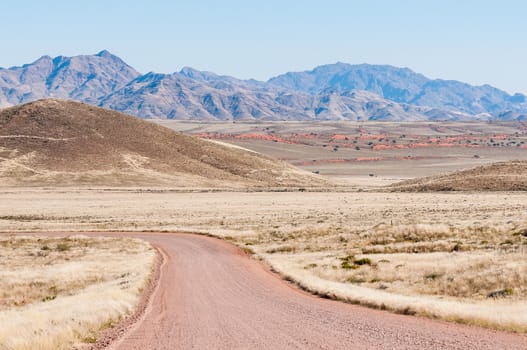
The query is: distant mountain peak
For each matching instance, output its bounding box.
[19,55,53,68]
[96,49,114,58]
[35,55,53,62]
[0,52,525,121]
[0,51,140,107]
[179,66,218,80]
[179,66,201,75]
[267,62,525,115]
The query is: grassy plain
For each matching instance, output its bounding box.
[1,188,527,331]
[2,120,527,339]
[0,235,155,349]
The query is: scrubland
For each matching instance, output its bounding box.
[159,120,527,186]
[2,103,527,349]
[0,235,155,350]
[2,117,527,339]
[1,188,527,331]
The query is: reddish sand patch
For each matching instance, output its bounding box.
[357,134,386,140]
[372,143,482,151]
[234,133,288,143]
[194,132,304,145]
[331,134,351,141]
[194,131,522,154]
[292,156,434,166]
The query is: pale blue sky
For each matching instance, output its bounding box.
[2,0,526,94]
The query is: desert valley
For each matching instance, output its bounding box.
[0,27,526,348]
[0,95,526,348]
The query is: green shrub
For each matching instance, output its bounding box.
[424,272,443,280]
[354,258,372,266]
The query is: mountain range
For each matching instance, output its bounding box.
[1,50,525,121]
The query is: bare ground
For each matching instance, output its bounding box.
[156,120,527,187]
[391,160,527,191]
[109,233,527,349]
[1,189,527,333]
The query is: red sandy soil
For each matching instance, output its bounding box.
[195,132,307,145]
[372,143,481,150]
[193,131,524,151]
[292,156,435,166]
[99,233,527,350]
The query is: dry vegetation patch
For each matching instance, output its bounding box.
[253,222,527,299]
[0,99,327,188]
[159,120,527,187]
[0,235,155,350]
[1,189,527,331]
[252,220,527,331]
[391,161,527,191]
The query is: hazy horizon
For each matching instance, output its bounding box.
[2,0,526,94]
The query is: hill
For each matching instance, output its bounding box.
[0,52,526,121]
[0,99,327,187]
[390,161,527,191]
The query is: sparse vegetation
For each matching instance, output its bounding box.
[2,119,527,335]
[0,100,327,188]
[56,242,70,251]
[392,161,527,192]
[340,255,371,270]
[242,246,255,255]
[0,235,155,349]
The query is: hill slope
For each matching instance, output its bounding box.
[390,161,527,191]
[0,99,326,187]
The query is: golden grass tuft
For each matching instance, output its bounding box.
[1,189,527,332]
[0,235,155,349]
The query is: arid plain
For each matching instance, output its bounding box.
[158,120,527,186]
[2,117,527,348]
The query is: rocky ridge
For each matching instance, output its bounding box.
[1,52,525,121]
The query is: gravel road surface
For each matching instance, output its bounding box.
[109,233,526,349]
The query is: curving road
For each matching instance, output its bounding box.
[109,233,526,349]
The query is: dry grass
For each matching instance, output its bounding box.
[0,99,327,188]
[0,235,155,350]
[264,253,527,332]
[1,189,527,331]
[3,109,527,338]
[253,221,527,301]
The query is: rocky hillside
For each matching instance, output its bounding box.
[268,63,527,116]
[0,52,525,121]
[0,51,139,107]
[100,72,431,121]
[0,99,327,187]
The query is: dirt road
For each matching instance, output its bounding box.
[110,233,526,349]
